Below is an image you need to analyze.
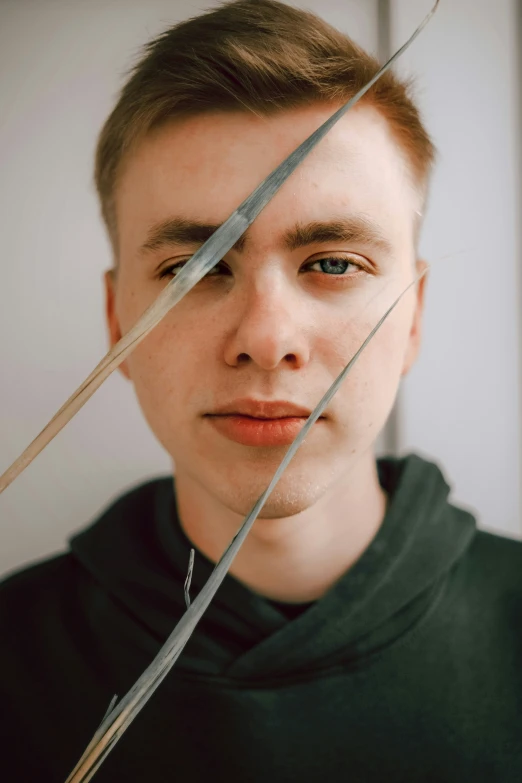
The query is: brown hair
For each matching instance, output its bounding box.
[95,0,436,257]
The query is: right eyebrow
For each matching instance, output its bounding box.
[139,218,244,255]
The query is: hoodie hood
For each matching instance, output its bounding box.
[69,453,477,682]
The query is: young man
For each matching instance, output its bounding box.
[1,1,521,781]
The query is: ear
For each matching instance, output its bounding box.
[401,258,429,378]
[104,269,131,381]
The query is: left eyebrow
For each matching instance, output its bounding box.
[138,214,393,257]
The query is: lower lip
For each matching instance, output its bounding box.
[206,415,320,447]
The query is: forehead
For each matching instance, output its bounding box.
[115,103,418,259]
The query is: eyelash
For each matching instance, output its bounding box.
[158,256,365,280]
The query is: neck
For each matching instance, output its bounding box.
[174,451,388,604]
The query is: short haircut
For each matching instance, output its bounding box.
[95,0,436,258]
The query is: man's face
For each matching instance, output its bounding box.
[106,103,427,518]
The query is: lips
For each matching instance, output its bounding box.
[208,398,314,419]
[204,398,325,447]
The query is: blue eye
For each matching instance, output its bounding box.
[308,257,361,275]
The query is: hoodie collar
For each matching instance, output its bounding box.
[69,453,476,681]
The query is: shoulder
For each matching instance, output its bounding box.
[0,554,109,778]
[0,550,79,598]
[456,527,522,610]
[0,552,89,713]
[468,528,522,574]
[0,552,82,630]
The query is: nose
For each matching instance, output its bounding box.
[223,273,310,371]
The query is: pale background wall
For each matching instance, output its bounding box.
[0,0,520,579]
[390,0,522,540]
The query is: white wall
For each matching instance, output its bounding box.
[390,0,522,539]
[0,0,379,577]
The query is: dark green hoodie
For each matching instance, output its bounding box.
[1,453,521,782]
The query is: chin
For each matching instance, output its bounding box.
[216,470,333,520]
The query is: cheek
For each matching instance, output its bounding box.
[313,296,412,416]
[131,311,231,464]
[314,288,411,365]
[128,319,210,392]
